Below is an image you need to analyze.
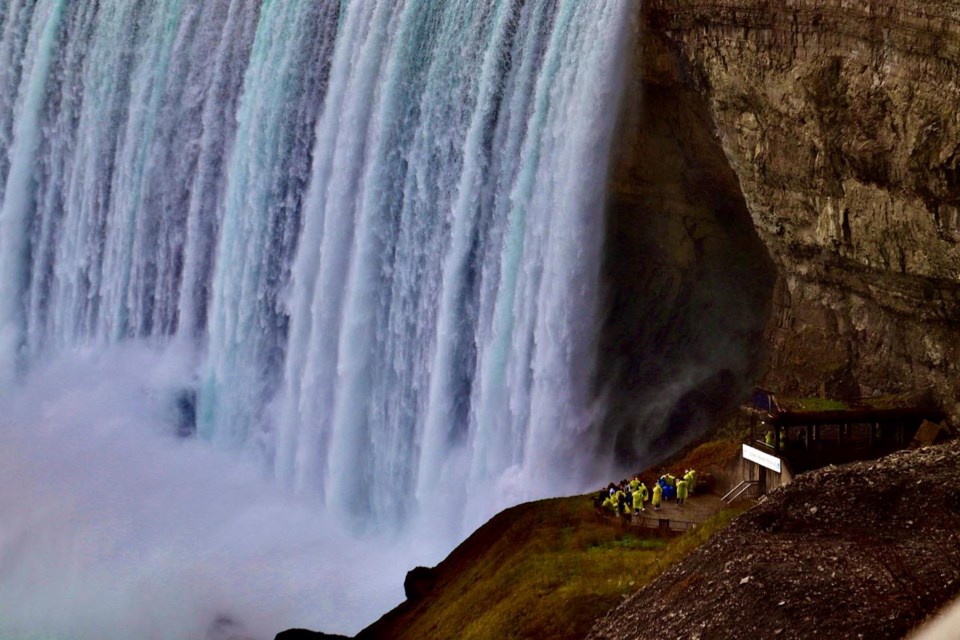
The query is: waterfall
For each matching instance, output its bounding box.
[0,0,264,359]
[0,0,66,384]
[0,0,636,635]
[278,0,633,531]
[200,0,339,451]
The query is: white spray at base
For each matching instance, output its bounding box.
[0,0,636,635]
[0,346,423,638]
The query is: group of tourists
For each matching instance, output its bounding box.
[595,469,698,516]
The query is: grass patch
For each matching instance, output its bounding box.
[360,497,749,640]
[647,505,748,571]
[588,535,667,551]
[786,397,850,411]
[675,439,743,473]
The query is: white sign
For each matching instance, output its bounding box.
[743,444,782,473]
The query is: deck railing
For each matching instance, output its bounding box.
[721,480,759,504]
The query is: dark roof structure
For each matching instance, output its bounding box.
[740,388,946,473]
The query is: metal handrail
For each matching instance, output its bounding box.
[721,480,759,504]
[720,480,751,502]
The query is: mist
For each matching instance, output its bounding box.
[0,345,435,638]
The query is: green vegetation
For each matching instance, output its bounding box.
[587,535,667,551]
[672,439,743,473]
[655,505,748,565]
[359,439,749,640]
[788,397,850,412]
[773,391,936,414]
[360,496,748,640]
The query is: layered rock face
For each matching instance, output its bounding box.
[642,1,960,417]
[600,12,776,465]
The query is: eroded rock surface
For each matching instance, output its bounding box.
[642,1,960,417]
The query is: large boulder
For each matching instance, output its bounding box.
[274,629,351,640]
[403,565,437,601]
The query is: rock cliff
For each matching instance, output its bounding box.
[633,0,960,419]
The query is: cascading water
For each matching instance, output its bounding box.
[278,0,633,533]
[0,0,636,637]
[200,0,339,452]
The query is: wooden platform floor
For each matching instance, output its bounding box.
[630,492,724,531]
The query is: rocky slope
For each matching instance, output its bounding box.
[587,440,960,640]
[273,442,747,640]
[632,0,960,419]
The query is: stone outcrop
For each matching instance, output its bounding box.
[638,1,960,419]
[403,566,437,601]
[274,631,350,640]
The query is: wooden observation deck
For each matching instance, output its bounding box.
[741,388,946,474]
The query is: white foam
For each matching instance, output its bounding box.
[0,345,431,638]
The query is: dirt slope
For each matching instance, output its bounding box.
[587,440,960,640]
